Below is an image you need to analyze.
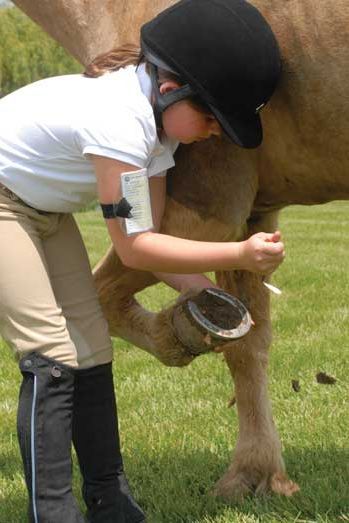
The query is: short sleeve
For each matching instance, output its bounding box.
[147,137,179,177]
[73,108,156,168]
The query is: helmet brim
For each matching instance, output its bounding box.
[208,104,263,149]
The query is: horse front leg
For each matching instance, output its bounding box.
[213,213,299,500]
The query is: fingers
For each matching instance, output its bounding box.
[258,230,282,243]
[268,230,281,243]
[259,231,285,259]
[259,241,285,274]
[261,241,284,256]
[243,231,285,275]
[273,231,281,242]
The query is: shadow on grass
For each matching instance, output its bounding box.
[0,444,348,522]
[0,449,27,523]
[124,445,349,522]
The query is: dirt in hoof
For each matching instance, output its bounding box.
[190,292,242,330]
[316,371,337,385]
[291,379,301,392]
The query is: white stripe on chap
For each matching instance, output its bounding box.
[31,376,39,523]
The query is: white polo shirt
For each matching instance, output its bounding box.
[0,64,178,212]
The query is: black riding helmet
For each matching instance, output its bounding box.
[140,0,281,148]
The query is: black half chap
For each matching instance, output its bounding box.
[17,352,85,523]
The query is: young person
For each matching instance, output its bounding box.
[0,0,284,521]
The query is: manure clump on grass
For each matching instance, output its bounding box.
[316,371,337,385]
[291,379,301,392]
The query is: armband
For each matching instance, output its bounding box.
[100,198,133,219]
[100,168,154,236]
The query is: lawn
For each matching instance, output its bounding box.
[0,202,348,522]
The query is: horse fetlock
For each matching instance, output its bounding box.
[212,437,299,500]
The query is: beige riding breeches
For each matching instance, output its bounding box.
[0,185,112,368]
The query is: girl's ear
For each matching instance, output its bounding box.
[159,80,181,95]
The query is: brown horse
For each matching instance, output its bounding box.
[12,0,349,500]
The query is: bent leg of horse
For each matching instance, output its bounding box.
[94,247,196,367]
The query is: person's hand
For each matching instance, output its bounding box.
[238,230,285,275]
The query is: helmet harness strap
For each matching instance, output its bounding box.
[147,62,196,128]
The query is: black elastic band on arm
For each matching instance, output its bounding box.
[100,198,133,219]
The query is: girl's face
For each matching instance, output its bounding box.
[159,81,222,144]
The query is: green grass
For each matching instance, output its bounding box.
[1,202,349,522]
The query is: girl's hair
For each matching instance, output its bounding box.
[84,44,142,77]
[84,43,212,115]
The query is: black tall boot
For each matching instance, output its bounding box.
[17,352,85,523]
[72,363,145,523]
